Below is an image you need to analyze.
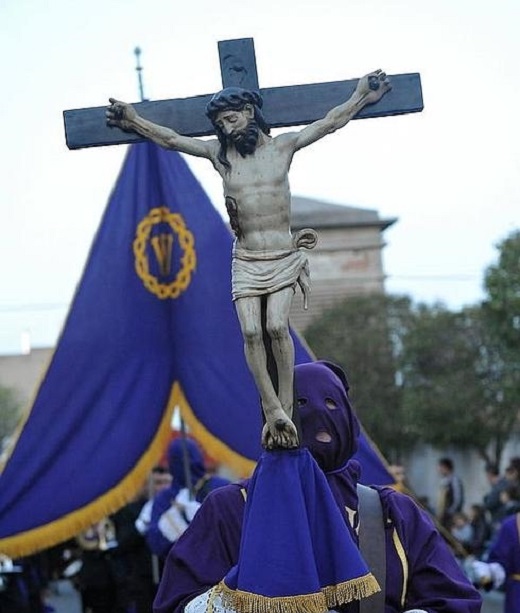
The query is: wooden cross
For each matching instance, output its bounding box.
[63,37,423,149]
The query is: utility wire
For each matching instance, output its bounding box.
[0,273,483,314]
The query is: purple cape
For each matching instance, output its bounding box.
[488,513,520,613]
[154,477,481,613]
[218,448,378,613]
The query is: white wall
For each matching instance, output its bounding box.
[405,440,520,513]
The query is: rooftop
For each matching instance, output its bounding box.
[291,196,397,230]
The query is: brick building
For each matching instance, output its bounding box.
[289,196,396,332]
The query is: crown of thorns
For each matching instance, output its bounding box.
[205,88,263,121]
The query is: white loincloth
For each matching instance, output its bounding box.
[231,229,317,309]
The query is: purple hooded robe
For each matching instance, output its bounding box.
[154,362,481,613]
[487,512,520,613]
[146,438,230,559]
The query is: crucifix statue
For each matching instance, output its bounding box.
[64,38,423,451]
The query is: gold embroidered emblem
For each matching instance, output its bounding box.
[134,206,196,299]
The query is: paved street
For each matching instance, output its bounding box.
[481,590,505,613]
[46,581,81,613]
[46,579,505,613]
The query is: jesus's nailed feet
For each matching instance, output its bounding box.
[262,416,299,450]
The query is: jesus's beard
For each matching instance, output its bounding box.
[229,121,260,156]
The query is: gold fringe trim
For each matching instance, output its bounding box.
[213,572,380,613]
[322,573,381,607]
[0,375,257,558]
[174,382,256,478]
[215,581,328,613]
[0,381,176,559]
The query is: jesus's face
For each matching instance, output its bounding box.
[215,106,259,156]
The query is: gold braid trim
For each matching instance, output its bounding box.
[213,572,380,613]
[392,527,408,607]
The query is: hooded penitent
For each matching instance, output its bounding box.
[167,437,206,492]
[214,361,379,613]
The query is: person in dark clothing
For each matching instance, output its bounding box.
[467,504,491,558]
[494,483,520,525]
[111,494,158,613]
[75,518,119,613]
[75,493,160,613]
[0,554,47,613]
[482,463,509,532]
[437,457,465,530]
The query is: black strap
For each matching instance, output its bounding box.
[357,484,386,613]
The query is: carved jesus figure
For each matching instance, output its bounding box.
[106,70,390,450]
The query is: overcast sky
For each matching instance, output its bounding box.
[0,0,518,355]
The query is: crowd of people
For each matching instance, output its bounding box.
[361,453,520,611]
[432,456,520,559]
[402,454,520,610]
[67,437,231,613]
[389,455,520,558]
[444,456,520,611]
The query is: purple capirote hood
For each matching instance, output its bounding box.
[295,360,360,474]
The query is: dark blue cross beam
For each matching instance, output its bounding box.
[63,37,423,150]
